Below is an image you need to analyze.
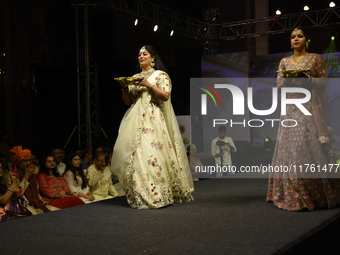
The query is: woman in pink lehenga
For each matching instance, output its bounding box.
[266,27,340,211]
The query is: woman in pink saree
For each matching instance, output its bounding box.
[266,27,340,211]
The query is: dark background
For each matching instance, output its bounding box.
[0,0,339,155]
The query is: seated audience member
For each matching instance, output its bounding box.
[87,153,121,200]
[63,152,96,203]
[99,147,119,184]
[38,155,84,209]
[95,146,104,155]
[5,146,59,215]
[5,146,34,194]
[51,147,66,175]
[80,149,93,171]
[187,144,210,181]
[0,162,31,221]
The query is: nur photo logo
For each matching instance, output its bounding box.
[197,82,222,115]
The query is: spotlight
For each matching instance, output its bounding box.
[329,30,337,40]
[134,19,138,26]
[304,5,309,11]
[330,2,336,8]
[263,137,274,151]
[170,30,174,36]
[275,9,281,15]
[153,25,158,32]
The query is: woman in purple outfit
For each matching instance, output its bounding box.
[266,27,340,211]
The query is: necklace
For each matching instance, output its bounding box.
[292,54,307,65]
[140,68,155,77]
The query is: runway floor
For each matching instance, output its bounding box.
[2,178,340,255]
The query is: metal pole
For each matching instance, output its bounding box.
[85,0,92,151]
[75,1,81,149]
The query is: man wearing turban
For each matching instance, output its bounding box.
[5,146,59,214]
[5,146,34,192]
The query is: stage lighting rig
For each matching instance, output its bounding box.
[275,9,281,15]
[134,19,138,26]
[153,25,158,32]
[329,30,337,41]
[330,2,336,8]
[304,6,309,11]
[170,30,174,36]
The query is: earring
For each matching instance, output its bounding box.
[150,59,155,67]
[306,42,309,49]
[140,65,142,69]
[291,45,293,49]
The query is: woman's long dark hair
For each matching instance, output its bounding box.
[39,155,60,177]
[136,45,168,73]
[64,152,87,190]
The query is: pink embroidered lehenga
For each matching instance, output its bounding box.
[266,53,340,211]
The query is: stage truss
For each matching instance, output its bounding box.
[218,7,340,40]
[70,0,340,149]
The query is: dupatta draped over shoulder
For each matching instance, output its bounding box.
[111,70,194,209]
[267,53,340,211]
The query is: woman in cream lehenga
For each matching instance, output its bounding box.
[111,45,194,209]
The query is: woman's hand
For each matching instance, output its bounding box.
[10,172,16,185]
[59,190,66,198]
[283,77,310,88]
[117,79,127,88]
[8,172,16,190]
[89,195,95,201]
[138,78,152,89]
[64,189,72,195]
[138,77,169,101]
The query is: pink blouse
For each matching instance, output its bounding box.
[38,173,70,198]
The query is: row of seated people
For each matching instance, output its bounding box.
[0,144,104,175]
[0,146,124,222]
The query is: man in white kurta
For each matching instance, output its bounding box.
[211,126,237,177]
[86,153,120,200]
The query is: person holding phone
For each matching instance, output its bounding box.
[4,146,34,196]
[0,162,30,221]
[4,146,60,215]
